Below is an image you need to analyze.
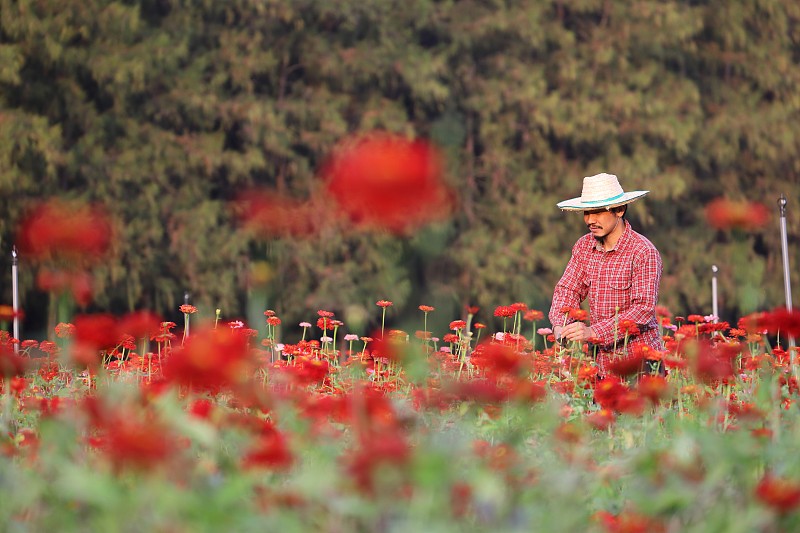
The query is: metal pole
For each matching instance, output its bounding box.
[11,246,19,353]
[711,264,718,322]
[184,291,190,338]
[779,194,794,347]
[779,195,793,309]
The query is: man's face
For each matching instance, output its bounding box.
[583,208,622,240]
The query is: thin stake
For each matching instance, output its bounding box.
[11,246,19,353]
[778,194,794,346]
[711,264,719,322]
[184,291,190,338]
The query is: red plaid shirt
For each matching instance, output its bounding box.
[548,221,664,374]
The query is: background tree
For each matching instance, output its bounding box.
[0,0,797,337]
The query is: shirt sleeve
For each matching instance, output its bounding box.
[590,246,662,346]
[549,240,589,329]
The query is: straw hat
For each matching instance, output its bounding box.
[557,173,649,211]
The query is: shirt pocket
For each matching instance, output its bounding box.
[607,267,632,309]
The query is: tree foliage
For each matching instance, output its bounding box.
[0,0,798,332]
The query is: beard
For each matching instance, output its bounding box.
[589,217,620,244]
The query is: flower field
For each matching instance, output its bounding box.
[1,302,800,532]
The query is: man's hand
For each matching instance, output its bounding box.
[558,322,595,343]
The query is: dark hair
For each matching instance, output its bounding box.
[610,205,627,219]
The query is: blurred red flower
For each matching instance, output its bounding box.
[17,199,112,263]
[469,341,527,378]
[606,344,655,378]
[586,409,616,430]
[690,340,742,385]
[593,376,628,410]
[243,427,294,471]
[290,357,330,386]
[637,375,671,404]
[595,509,664,533]
[118,311,163,340]
[85,400,176,472]
[705,197,769,230]
[73,313,120,350]
[0,305,23,322]
[0,344,28,378]
[321,132,453,234]
[37,269,95,307]
[347,430,411,494]
[163,326,254,391]
[756,473,800,514]
[756,307,800,339]
[233,189,319,238]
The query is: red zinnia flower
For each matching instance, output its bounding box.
[376,300,393,308]
[54,322,75,339]
[593,376,629,410]
[321,132,453,234]
[523,309,544,321]
[705,197,769,230]
[569,308,589,322]
[586,409,616,430]
[493,306,515,318]
[637,375,671,404]
[179,304,197,314]
[317,317,335,331]
[418,305,435,313]
[618,319,640,336]
[449,320,467,331]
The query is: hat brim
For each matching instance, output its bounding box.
[557,191,650,211]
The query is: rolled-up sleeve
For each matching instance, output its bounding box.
[549,242,589,329]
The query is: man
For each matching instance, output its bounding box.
[548,173,664,376]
